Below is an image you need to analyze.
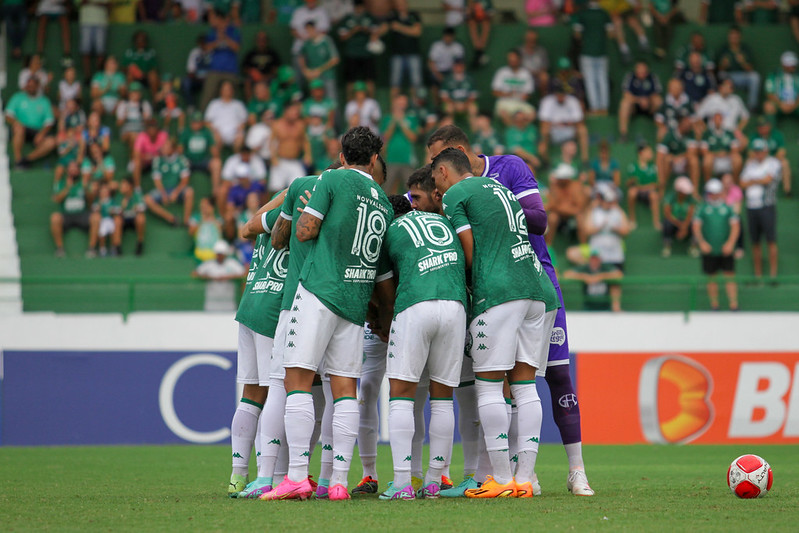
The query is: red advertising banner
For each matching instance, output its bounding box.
[577,352,799,444]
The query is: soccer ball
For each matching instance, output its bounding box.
[727,454,773,499]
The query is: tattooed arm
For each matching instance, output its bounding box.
[270,215,292,249]
[296,211,323,242]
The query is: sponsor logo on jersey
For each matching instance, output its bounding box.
[252,279,284,292]
[550,327,566,346]
[344,266,377,281]
[417,249,459,274]
[511,240,534,262]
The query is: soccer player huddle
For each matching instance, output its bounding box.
[227,125,594,501]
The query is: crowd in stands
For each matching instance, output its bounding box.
[4,0,798,312]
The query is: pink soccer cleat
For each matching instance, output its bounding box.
[328,484,351,501]
[259,477,314,501]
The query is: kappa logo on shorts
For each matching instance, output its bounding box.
[256,451,261,457]
[476,332,487,339]
[389,340,395,346]
[295,293,302,300]
[510,455,518,463]
[290,317,298,323]
[287,341,296,348]
[527,436,540,443]
[558,394,578,409]
[288,329,296,336]
[268,438,281,445]
[232,452,243,458]
[388,352,395,358]
[550,327,566,346]
[476,344,488,351]
[477,319,487,326]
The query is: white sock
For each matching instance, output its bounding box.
[508,402,519,474]
[476,426,490,481]
[510,382,542,484]
[284,391,315,482]
[318,380,334,485]
[388,398,415,487]
[357,365,382,480]
[255,414,265,477]
[425,398,454,486]
[275,439,289,478]
[329,397,359,488]
[411,384,427,480]
[231,399,262,476]
[455,385,480,479]
[565,442,585,471]
[310,383,324,457]
[260,379,287,482]
[475,378,512,484]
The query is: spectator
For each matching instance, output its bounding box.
[90,182,116,256]
[721,172,745,259]
[273,0,303,24]
[716,26,760,111]
[674,31,714,72]
[220,147,268,210]
[109,0,137,22]
[18,54,52,97]
[626,143,661,230]
[549,57,586,107]
[51,161,99,257]
[79,0,110,77]
[749,116,791,196]
[245,110,274,163]
[298,21,340,102]
[200,9,242,111]
[562,249,623,312]
[55,123,86,184]
[692,178,739,311]
[6,77,56,169]
[131,119,168,187]
[111,176,146,256]
[699,0,738,24]
[442,0,467,28]
[173,0,209,23]
[225,163,266,220]
[35,0,72,66]
[205,80,247,152]
[661,176,697,258]
[270,66,303,117]
[58,67,82,114]
[467,0,493,67]
[154,74,185,131]
[144,137,195,226]
[491,49,535,122]
[538,85,589,163]
[82,142,117,202]
[427,27,465,100]
[59,98,87,136]
[193,240,246,312]
[138,0,167,21]
[381,94,420,194]
[180,111,223,193]
[569,184,629,279]
[388,0,423,99]
[602,0,650,64]
[589,139,620,188]
[656,126,699,194]
[526,0,557,27]
[123,30,160,93]
[229,191,260,262]
[737,0,779,24]
[572,1,613,115]
[345,81,381,133]
[269,102,307,194]
[241,30,281,100]
[2,0,27,60]
[546,144,590,244]
[116,82,154,152]
[504,110,541,172]
[740,139,780,280]
[471,113,503,156]
[189,197,224,261]
[290,0,331,79]
[618,61,663,141]
[519,29,550,95]
[649,0,685,59]
[246,81,275,126]
[678,51,717,109]
[655,78,693,140]
[696,78,749,135]
[338,0,380,98]
[304,111,336,172]
[764,51,799,122]
[183,35,212,109]
[302,79,336,129]
[440,58,479,119]
[91,56,127,117]
[792,0,799,44]
[83,111,111,154]
[701,112,742,182]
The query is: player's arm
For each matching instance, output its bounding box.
[373,278,396,342]
[456,228,474,270]
[296,211,323,242]
[239,189,287,240]
[518,193,547,235]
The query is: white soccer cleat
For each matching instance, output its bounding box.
[532,479,542,496]
[567,470,594,496]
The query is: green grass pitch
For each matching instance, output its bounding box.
[1,444,797,531]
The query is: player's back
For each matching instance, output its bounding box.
[384,210,467,316]
[280,175,318,311]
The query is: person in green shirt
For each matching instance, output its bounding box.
[301,79,336,129]
[471,113,503,156]
[82,143,117,203]
[699,0,738,24]
[572,1,614,113]
[381,94,420,194]
[716,26,760,110]
[674,31,714,72]
[589,139,620,188]
[693,178,740,311]
[737,0,778,24]
[764,51,799,120]
[179,111,223,193]
[299,22,340,102]
[661,176,697,258]
[304,115,335,173]
[144,138,195,226]
[656,126,699,196]
[649,0,686,59]
[749,116,791,195]
[111,176,146,256]
[6,77,56,168]
[503,110,540,171]
[431,146,559,499]
[563,249,623,311]
[627,143,661,230]
[55,126,86,184]
[701,112,742,182]
[337,0,379,97]
[440,58,478,119]
[123,30,160,93]
[50,161,99,258]
[246,81,277,126]
[91,55,127,116]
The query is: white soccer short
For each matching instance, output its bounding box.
[469,299,556,373]
[386,300,466,388]
[712,155,733,175]
[283,282,365,378]
[236,323,274,386]
[362,325,388,376]
[269,158,306,192]
[270,309,290,380]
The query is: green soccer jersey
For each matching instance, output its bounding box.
[658,130,690,156]
[591,158,619,183]
[302,97,335,120]
[576,263,617,311]
[280,175,320,312]
[751,131,785,156]
[6,92,54,130]
[702,127,736,153]
[307,126,334,170]
[504,125,538,156]
[298,168,393,325]
[91,71,126,102]
[301,36,339,82]
[180,127,216,163]
[96,197,115,218]
[152,154,190,189]
[247,97,278,119]
[57,138,80,166]
[383,211,467,317]
[442,176,559,317]
[441,74,477,103]
[381,114,419,165]
[82,155,116,181]
[571,6,612,57]
[656,95,693,131]
[695,201,737,255]
[627,160,658,186]
[765,71,799,103]
[664,191,695,222]
[112,190,145,218]
[338,12,375,58]
[235,209,288,338]
[472,131,502,156]
[54,178,87,214]
[716,44,754,72]
[123,47,157,73]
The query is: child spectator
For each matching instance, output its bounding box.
[132,119,168,187]
[91,56,126,116]
[440,58,479,120]
[6,77,56,168]
[618,61,663,142]
[503,110,540,172]
[241,30,282,100]
[111,177,147,256]
[626,143,660,230]
[298,21,340,102]
[55,124,86,184]
[563,249,623,312]
[205,80,247,152]
[189,197,224,261]
[58,67,82,114]
[154,74,185,132]
[180,111,223,194]
[51,161,97,258]
[92,182,116,257]
[18,54,52,97]
[83,111,111,154]
[117,82,154,154]
[82,142,117,202]
[661,176,697,258]
[123,30,160,93]
[144,137,195,226]
[572,1,613,115]
[471,113,503,156]
[193,240,246,312]
[589,139,620,188]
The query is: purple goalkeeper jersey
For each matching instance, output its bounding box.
[479,154,559,288]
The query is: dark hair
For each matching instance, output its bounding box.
[729,25,742,34]
[406,164,435,192]
[426,125,470,149]
[326,160,343,170]
[376,153,387,180]
[122,176,135,187]
[431,147,471,175]
[443,27,455,36]
[508,48,521,59]
[341,126,383,166]
[389,195,412,218]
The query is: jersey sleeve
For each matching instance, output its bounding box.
[280,179,301,220]
[375,246,393,283]
[442,187,470,234]
[303,171,334,220]
[502,155,540,199]
[151,157,162,180]
[261,208,282,235]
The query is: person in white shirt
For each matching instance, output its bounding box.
[290,0,331,58]
[219,147,267,211]
[428,27,465,90]
[696,78,749,134]
[18,54,51,97]
[204,80,248,151]
[538,87,589,163]
[491,49,535,121]
[740,139,780,279]
[345,81,381,134]
[442,0,466,27]
[193,240,246,312]
[58,66,82,112]
[245,111,274,161]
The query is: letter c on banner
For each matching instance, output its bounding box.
[159,353,231,443]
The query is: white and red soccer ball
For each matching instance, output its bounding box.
[727,454,773,499]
